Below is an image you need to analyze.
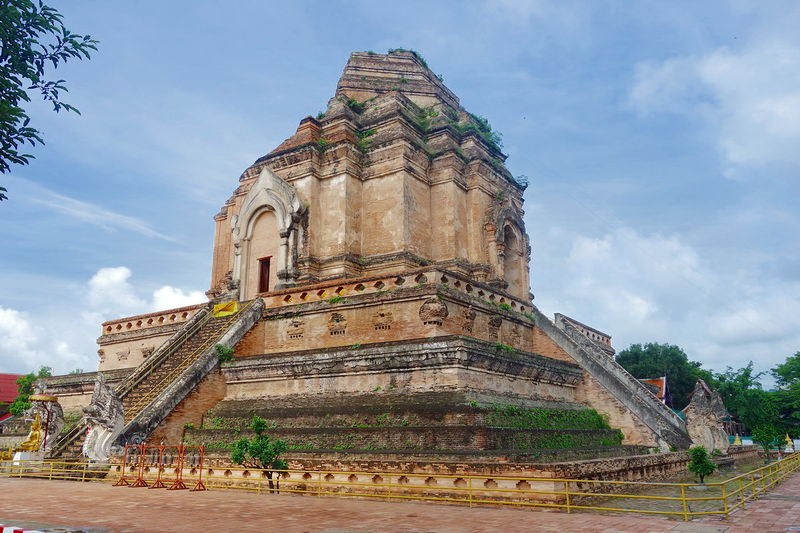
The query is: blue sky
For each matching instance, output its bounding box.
[1,1,798,382]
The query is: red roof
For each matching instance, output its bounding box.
[641,377,667,400]
[0,373,22,404]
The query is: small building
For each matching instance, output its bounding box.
[0,373,22,423]
[639,376,673,408]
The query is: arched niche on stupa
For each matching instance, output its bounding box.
[486,206,531,300]
[230,167,306,298]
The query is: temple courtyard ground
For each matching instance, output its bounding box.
[2,473,799,533]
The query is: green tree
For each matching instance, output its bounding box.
[9,366,52,416]
[1,0,97,196]
[713,363,778,431]
[772,352,800,435]
[751,424,783,460]
[773,352,800,387]
[687,446,717,483]
[231,416,288,491]
[615,343,712,409]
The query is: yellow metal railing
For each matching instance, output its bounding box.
[0,459,110,482]
[4,452,798,521]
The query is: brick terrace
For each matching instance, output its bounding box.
[2,471,800,533]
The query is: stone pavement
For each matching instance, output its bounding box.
[1,473,799,533]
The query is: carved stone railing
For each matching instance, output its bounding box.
[261,267,533,314]
[117,299,264,446]
[100,303,205,335]
[541,311,692,449]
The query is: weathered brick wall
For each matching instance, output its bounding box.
[531,326,574,363]
[575,372,658,446]
[186,426,622,451]
[232,320,264,357]
[146,369,227,445]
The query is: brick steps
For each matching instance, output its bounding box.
[120,312,242,422]
[49,302,258,459]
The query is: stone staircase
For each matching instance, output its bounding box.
[120,308,250,422]
[544,310,693,449]
[49,300,264,459]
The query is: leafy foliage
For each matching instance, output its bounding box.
[231,416,288,491]
[486,405,612,430]
[751,424,783,456]
[769,352,800,434]
[687,446,716,483]
[414,106,439,132]
[214,344,234,363]
[338,97,366,114]
[0,0,97,188]
[9,366,52,416]
[355,128,376,153]
[493,342,514,353]
[713,363,777,430]
[615,343,712,409]
[449,112,504,152]
[386,47,428,69]
[773,352,800,387]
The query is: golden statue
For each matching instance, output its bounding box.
[19,412,44,452]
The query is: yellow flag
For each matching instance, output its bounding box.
[213,301,238,317]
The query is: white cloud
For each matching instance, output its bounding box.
[87,267,146,312]
[0,307,39,359]
[629,40,800,172]
[33,191,176,242]
[6,176,176,242]
[88,266,206,317]
[708,287,800,346]
[152,286,207,310]
[560,228,705,325]
[0,306,85,374]
[0,267,206,375]
[535,225,800,377]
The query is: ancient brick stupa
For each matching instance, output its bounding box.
[44,50,691,463]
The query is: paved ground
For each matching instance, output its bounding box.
[1,473,799,533]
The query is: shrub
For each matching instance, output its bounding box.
[688,446,717,483]
[214,344,234,363]
[231,416,288,492]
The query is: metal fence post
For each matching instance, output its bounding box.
[680,485,689,521]
[721,484,729,519]
[565,481,571,514]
